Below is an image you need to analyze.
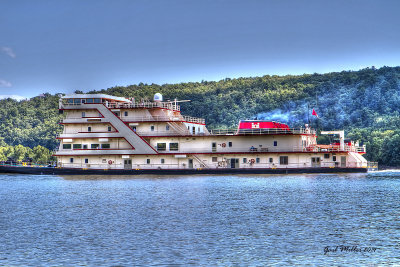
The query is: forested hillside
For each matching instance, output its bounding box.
[1,66,400,165]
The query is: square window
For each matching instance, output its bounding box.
[157,143,166,151]
[85,158,89,164]
[108,126,112,132]
[146,159,150,164]
[324,154,330,159]
[102,159,107,163]
[212,157,218,162]
[124,111,128,116]
[151,126,155,131]
[279,156,288,165]
[83,144,88,149]
[73,144,81,149]
[333,156,337,161]
[82,112,85,118]
[274,141,278,146]
[63,144,72,149]
[256,158,260,163]
[169,143,178,151]
[88,126,91,132]
[101,144,110,149]
[228,142,232,147]
[166,125,170,131]
[269,158,273,163]
[70,158,74,163]
[91,144,99,149]
[161,159,165,164]
[243,158,247,163]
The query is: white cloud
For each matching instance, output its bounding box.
[0,79,12,87]
[0,95,27,101]
[1,46,16,58]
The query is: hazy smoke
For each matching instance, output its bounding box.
[257,109,290,123]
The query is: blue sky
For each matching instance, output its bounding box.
[1,0,400,98]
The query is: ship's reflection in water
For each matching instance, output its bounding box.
[0,172,398,266]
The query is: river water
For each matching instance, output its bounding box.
[0,172,399,266]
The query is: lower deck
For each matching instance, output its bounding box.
[56,152,367,170]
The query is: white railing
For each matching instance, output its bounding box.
[122,115,205,124]
[210,128,317,135]
[106,101,181,111]
[57,161,363,170]
[137,131,207,136]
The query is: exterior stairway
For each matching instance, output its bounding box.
[95,104,157,154]
[192,154,210,168]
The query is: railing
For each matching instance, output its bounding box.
[210,128,317,135]
[123,115,205,124]
[137,131,207,136]
[313,145,366,153]
[106,101,181,111]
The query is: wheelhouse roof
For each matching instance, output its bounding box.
[62,94,130,102]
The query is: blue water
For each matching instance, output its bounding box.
[0,172,399,266]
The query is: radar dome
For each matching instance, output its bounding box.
[154,93,163,102]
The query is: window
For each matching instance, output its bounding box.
[274,141,278,146]
[198,127,200,132]
[243,158,247,163]
[192,126,196,134]
[88,126,91,132]
[312,157,320,163]
[70,158,74,163]
[91,144,99,149]
[81,99,86,104]
[229,142,232,147]
[166,125,170,131]
[85,158,89,164]
[82,112,86,118]
[256,158,260,163]
[131,126,136,132]
[324,154,330,159]
[83,144,88,149]
[63,144,72,149]
[333,156,337,161]
[124,111,128,116]
[146,159,150,164]
[102,159,107,163]
[87,98,93,103]
[161,159,165,164]
[151,126,155,131]
[108,126,112,132]
[73,99,80,104]
[269,158,273,163]
[212,157,218,162]
[157,143,166,151]
[101,144,110,149]
[73,144,82,149]
[94,98,101,103]
[169,143,179,151]
[279,156,288,165]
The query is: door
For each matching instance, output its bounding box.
[188,159,193,169]
[311,157,320,167]
[340,156,346,167]
[230,158,239,168]
[212,142,217,152]
[124,159,132,170]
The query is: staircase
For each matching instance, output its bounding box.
[96,104,157,154]
[192,154,210,168]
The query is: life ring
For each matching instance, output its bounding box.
[222,143,226,147]
[250,159,255,164]
[108,160,112,165]
[218,162,222,167]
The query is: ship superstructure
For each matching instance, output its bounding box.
[54,93,368,172]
